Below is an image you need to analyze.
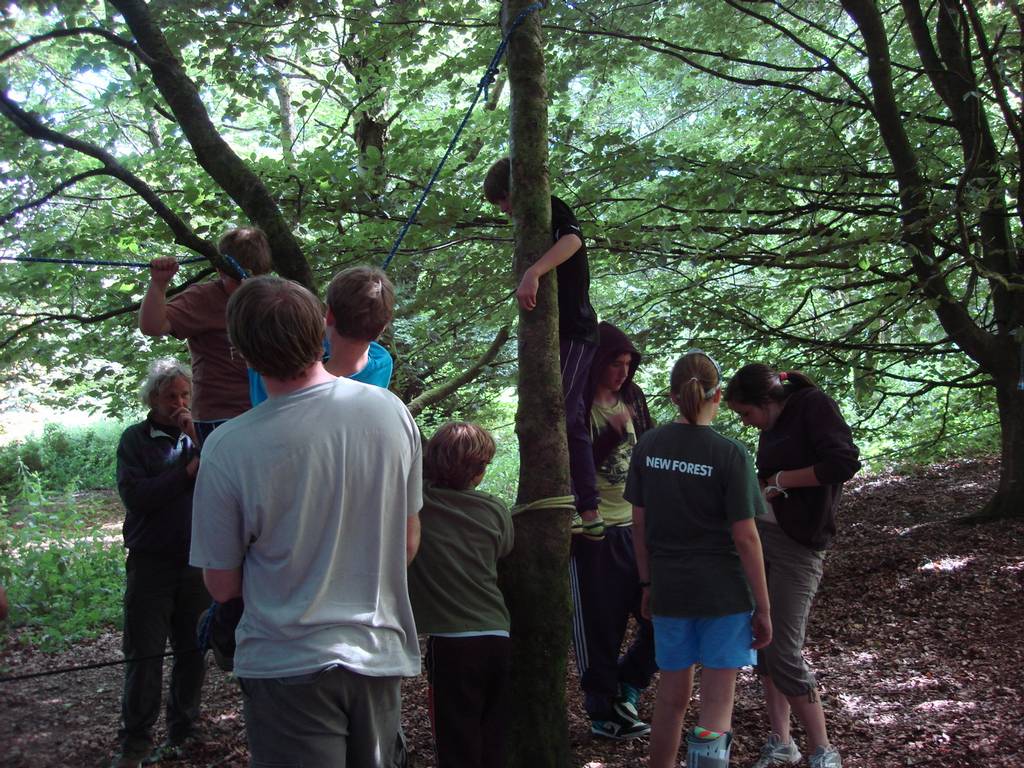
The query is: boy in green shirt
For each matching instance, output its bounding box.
[407,422,514,768]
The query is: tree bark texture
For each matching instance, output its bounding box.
[109,0,314,288]
[842,0,1023,517]
[497,2,573,767]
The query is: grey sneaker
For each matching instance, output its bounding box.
[808,745,842,768]
[749,733,801,767]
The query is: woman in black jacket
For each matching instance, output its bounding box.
[725,364,860,768]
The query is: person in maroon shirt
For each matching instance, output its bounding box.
[725,364,860,768]
[138,227,272,443]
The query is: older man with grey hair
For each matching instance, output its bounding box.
[112,357,209,768]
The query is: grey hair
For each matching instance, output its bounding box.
[139,357,192,407]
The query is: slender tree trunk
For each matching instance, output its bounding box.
[497,2,572,767]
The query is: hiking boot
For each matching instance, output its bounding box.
[613,682,642,721]
[749,733,801,767]
[590,709,650,741]
[808,745,842,768]
[142,733,197,765]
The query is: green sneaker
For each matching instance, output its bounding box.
[590,708,649,740]
[613,682,642,721]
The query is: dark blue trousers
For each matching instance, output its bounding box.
[570,525,657,719]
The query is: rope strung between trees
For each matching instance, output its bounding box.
[0,647,202,684]
[512,494,576,516]
[0,255,207,269]
[380,1,545,271]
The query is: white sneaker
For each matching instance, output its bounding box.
[748,733,801,768]
[808,745,842,768]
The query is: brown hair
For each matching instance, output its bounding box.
[218,227,272,277]
[325,266,395,341]
[669,350,722,424]
[227,276,324,380]
[483,157,511,204]
[723,364,817,406]
[424,421,496,490]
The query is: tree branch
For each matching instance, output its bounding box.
[407,325,511,416]
[0,91,218,263]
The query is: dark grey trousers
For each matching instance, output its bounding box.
[119,553,209,757]
[239,665,403,768]
[755,521,825,697]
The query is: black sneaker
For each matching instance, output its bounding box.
[590,709,650,740]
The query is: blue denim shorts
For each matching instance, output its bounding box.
[652,611,756,670]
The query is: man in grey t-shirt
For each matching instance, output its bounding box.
[190,276,422,767]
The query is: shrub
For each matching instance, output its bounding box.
[0,489,125,650]
[0,420,130,498]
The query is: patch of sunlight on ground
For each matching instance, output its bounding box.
[914,699,977,714]
[1003,559,1024,573]
[891,675,950,692]
[837,692,901,723]
[919,556,972,573]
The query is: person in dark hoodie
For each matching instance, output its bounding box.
[112,358,209,768]
[725,364,860,768]
[570,321,658,740]
[407,421,514,768]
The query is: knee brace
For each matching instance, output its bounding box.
[686,730,732,768]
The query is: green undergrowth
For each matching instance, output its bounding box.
[0,472,125,652]
[0,420,130,498]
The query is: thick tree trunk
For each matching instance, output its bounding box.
[497,2,572,767]
[979,372,1024,518]
[844,0,1022,517]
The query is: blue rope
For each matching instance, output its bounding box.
[0,255,207,269]
[381,1,544,271]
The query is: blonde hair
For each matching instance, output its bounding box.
[670,350,721,424]
[424,422,497,490]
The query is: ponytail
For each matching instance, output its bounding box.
[670,350,722,423]
[725,364,817,406]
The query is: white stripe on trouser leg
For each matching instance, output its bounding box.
[561,339,586,393]
[569,555,588,674]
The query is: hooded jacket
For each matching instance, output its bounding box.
[585,322,653,469]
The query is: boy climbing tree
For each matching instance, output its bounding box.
[485,157,602,537]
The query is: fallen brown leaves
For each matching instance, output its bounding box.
[1,457,1021,767]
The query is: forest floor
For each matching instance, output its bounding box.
[1,456,1022,767]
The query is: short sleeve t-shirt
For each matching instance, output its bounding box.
[550,196,599,346]
[165,280,249,421]
[624,422,762,618]
[248,340,393,406]
[190,377,422,679]
[591,399,636,526]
